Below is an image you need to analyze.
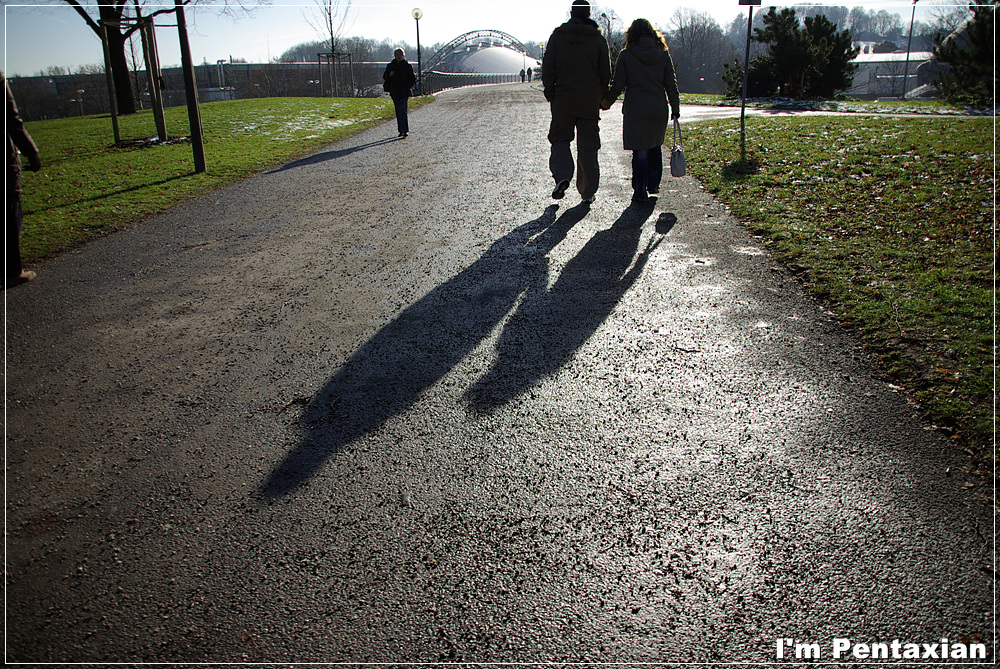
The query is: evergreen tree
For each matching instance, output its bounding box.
[724,7,858,99]
[933,2,996,107]
[804,14,859,98]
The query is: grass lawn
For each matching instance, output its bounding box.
[683,115,994,470]
[19,96,433,260]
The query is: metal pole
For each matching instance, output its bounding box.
[740,5,753,162]
[100,23,121,143]
[333,53,340,97]
[348,53,356,98]
[412,9,423,95]
[141,19,168,141]
[176,0,206,173]
[317,53,323,96]
[902,0,918,100]
[416,19,422,95]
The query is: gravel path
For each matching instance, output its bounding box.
[5,83,993,663]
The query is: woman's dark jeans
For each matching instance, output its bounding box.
[631,146,662,200]
[393,97,409,134]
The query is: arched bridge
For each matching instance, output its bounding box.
[421,29,539,94]
[423,29,532,74]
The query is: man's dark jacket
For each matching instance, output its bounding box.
[541,17,612,119]
[6,78,40,194]
[383,59,417,99]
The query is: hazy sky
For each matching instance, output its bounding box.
[4,0,946,76]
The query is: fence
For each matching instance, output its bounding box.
[8,62,529,121]
[421,71,524,95]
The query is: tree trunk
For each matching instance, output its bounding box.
[100,5,137,115]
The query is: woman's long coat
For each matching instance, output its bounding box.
[606,38,681,151]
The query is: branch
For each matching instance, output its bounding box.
[61,0,101,35]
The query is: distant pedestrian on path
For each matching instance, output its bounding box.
[526,67,533,82]
[520,68,526,83]
[542,0,612,204]
[5,74,41,288]
[602,18,680,203]
[383,49,417,138]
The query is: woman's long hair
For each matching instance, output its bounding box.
[624,18,668,51]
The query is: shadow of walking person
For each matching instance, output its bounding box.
[464,199,663,414]
[268,137,403,173]
[258,203,592,498]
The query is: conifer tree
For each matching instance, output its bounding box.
[933,2,996,107]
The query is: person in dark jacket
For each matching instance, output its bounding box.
[5,74,41,288]
[541,0,612,204]
[383,49,417,138]
[603,19,681,202]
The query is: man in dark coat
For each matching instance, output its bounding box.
[383,48,417,138]
[5,75,41,287]
[541,0,611,203]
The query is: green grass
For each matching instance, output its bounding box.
[19,96,433,260]
[683,116,994,469]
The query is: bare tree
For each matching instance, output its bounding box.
[304,0,355,54]
[666,8,736,93]
[872,9,903,38]
[591,4,624,63]
[849,6,875,37]
[926,1,971,36]
[58,0,260,115]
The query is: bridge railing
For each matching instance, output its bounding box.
[421,71,523,95]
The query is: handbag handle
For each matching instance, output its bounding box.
[673,118,683,147]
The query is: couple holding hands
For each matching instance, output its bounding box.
[543,1,681,204]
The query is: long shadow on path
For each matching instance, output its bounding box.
[464,200,663,413]
[259,203,589,498]
[268,137,403,173]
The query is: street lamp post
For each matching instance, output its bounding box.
[412,8,423,95]
[738,0,761,163]
[76,89,85,116]
[902,0,918,100]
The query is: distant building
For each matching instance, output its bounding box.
[845,49,935,99]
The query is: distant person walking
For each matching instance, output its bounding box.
[542,0,612,204]
[520,68,526,83]
[384,49,417,138]
[5,74,41,288]
[526,67,533,82]
[602,19,680,203]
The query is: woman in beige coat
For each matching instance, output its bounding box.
[603,19,681,202]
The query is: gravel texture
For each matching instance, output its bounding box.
[5,83,993,663]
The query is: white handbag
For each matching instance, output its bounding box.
[670,119,686,177]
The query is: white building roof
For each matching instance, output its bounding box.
[854,51,934,64]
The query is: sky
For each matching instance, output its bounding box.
[3,0,949,77]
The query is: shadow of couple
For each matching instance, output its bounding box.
[259,199,672,498]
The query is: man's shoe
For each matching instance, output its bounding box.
[582,194,596,204]
[551,179,570,200]
[6,270,36,288]
[647,186,659,195]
